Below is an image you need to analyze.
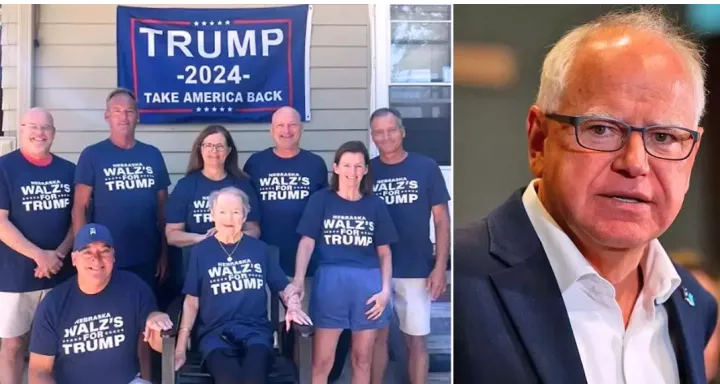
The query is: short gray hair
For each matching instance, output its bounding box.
[535,8,707,125]
[208,187,251,217]
[106,87,137,109]
[369,107,404,130]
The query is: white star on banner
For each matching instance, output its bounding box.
[227,106,232,111]
[209,21,215,26]
[220,107,225,112]
[204,107,209,112]
[212,107,217,112]
[202,21,207,26]
[196,107,201,112]
[193,21,199,26]
[225,20,231,25]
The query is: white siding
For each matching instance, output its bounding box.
[1,5,18,137]
[2,4,371,187]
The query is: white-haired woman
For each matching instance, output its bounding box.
[171,186,311,384]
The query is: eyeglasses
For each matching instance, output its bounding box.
[545,113,700,161]
[21,123,55,133]
[200,143,228,152]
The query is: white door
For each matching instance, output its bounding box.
[369,4,453,245]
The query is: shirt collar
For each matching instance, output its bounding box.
[521,179,681,303]
[521,180,596,293]
[643,242,682,305]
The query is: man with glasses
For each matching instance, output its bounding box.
[0,107,76,384]
[454,9,717,384]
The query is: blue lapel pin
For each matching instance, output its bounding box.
[683,287,695,307]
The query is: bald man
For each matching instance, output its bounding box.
[243,106,328,287]
[243,107,352,379]
[0,107,76,384]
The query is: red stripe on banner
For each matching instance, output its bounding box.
[235,107,280,113]
[287,19,293,107]
[232,19,290,25]
[130,18,138,98]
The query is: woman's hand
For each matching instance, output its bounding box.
[194,228,217,244]
[174,350,187,371]
[288,279,305,301]
[365,289,390,321]
[284,303,313,332]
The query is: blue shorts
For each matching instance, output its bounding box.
[310,265,392,331]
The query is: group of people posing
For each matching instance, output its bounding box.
[0,87,451,384]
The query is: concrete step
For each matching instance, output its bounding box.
[428,372,451,384]
[428,297,450,373]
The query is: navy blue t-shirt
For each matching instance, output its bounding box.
[182,235,288,360]
[75,139,171,268]
[0,150,76,292]
[165,171,261,235]
[243,148,328,277]
[29,270,157,384]
[296,189,398,269]
[370,153,450,278]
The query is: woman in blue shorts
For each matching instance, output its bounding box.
[292,140,398,383]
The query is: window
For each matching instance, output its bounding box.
[373,5,452,166]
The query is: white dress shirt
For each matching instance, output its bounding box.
[521,180,682,384]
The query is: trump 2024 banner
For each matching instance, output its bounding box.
[116,5,313,124]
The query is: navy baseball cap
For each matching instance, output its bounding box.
[73,223,114,252]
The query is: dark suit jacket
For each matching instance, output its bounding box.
[453,188,718,384]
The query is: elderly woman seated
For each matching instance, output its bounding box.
[148,186,311,384]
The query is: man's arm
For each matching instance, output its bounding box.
[292,236,315,292]
[55,227,74,256]
[166,222,208,248]
[428,202,451,300]
[138,334,152,380]
[0,209,45,260]
[71,184,92,235]
[143,311,173,353]
[42,227,74,278]
[432,202,451,270]
[243,221,261,238]
[28,353,56,384]
[377,244,393,296]
[156,189,169,282]
[0,209,61,278]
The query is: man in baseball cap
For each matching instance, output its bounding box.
[27,223,173,383]
[73,223,114,252]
